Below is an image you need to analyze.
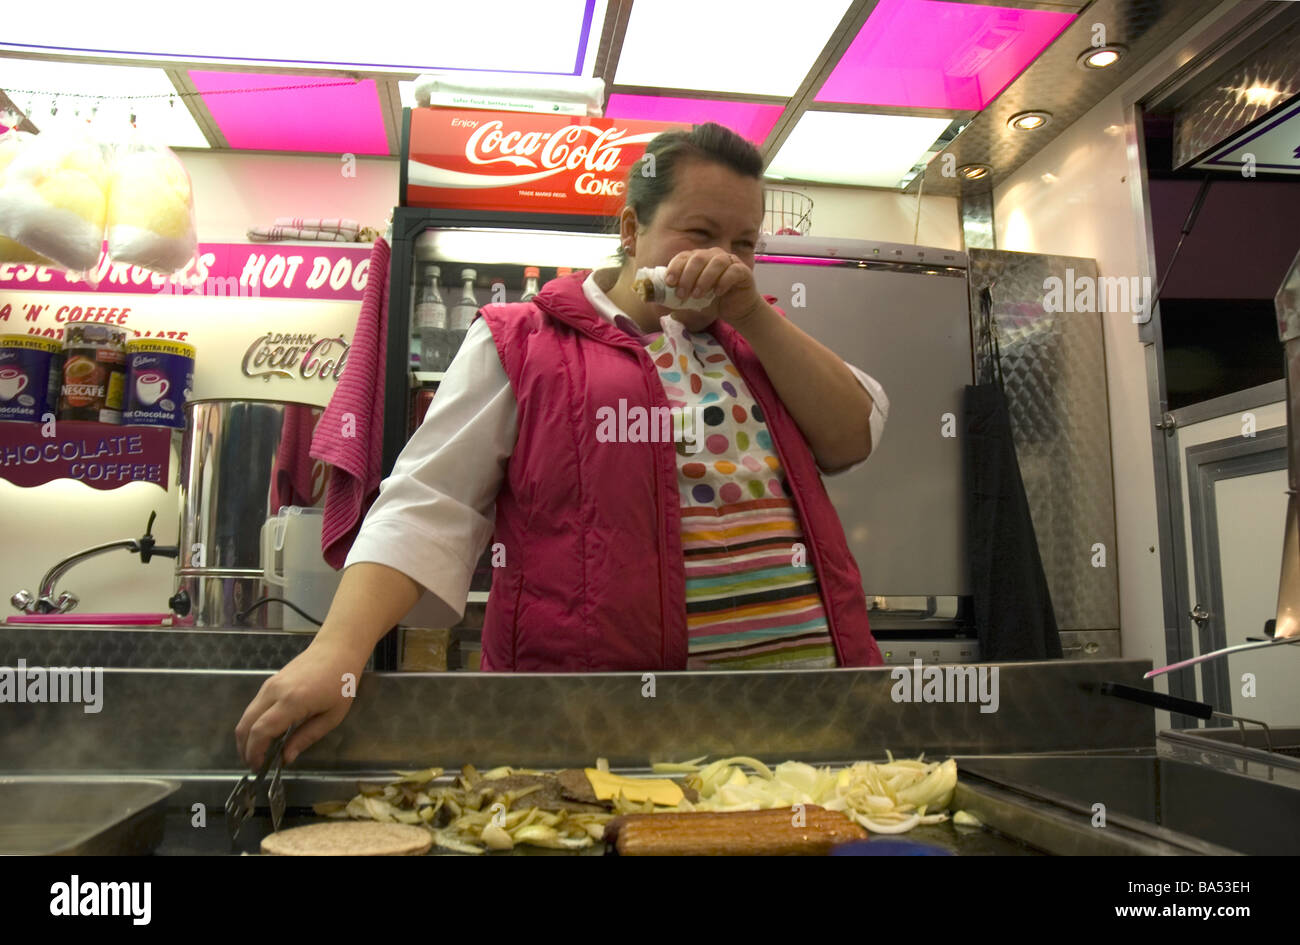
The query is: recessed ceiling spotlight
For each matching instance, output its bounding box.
[1078,45,1126,70]
[1008,111,1052,131]
[958,164,992,180]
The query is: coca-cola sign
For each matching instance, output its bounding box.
[403,108,688,216]
[242,332,349,382]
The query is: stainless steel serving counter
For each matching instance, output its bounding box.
[4,659,1293,855]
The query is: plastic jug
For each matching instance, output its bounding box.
[260,507,342,632]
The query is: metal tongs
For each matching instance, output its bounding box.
[225,725,294,842]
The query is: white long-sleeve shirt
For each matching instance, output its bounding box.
[345,271,889,626]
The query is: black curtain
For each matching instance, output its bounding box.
[964,284,1063,660]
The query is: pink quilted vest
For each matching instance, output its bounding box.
[475,271,883,672]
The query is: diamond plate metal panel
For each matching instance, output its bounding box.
[909,0,1225,198]
[968,249,1120,632]
[1174,16,1300,168]
[961,190,996,249]
[0,626,313,670]
[0,660,1156,774]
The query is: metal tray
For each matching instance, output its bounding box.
[0,777,180,855]
[1163,726,1300,772]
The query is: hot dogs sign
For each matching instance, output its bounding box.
[0,242,373,303]
[403,108,689,215]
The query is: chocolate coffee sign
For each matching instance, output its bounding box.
[242,332,350,382]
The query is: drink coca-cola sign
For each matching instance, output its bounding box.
[403,108,688,216]
[242,332,349,382]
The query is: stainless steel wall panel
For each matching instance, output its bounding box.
[961,190,996,251]
[968,249,1121,632]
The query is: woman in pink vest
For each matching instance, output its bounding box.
[237,123,888,768]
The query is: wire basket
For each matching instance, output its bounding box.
[762,189,813,236]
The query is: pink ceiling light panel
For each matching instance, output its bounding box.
[605,94,782,145]
[815,0,1075,111]
[189,71,389,154]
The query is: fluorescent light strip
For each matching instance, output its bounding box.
[767,111,951,188]
[614,0,853,96]
[416,228,621,268]
[0,58,209,147]
[1,0,593,74]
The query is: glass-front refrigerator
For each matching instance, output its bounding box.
[385,212,622,465]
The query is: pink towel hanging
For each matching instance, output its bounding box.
[310,238,391,569]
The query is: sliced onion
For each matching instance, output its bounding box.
[652,755,707,773]
[433,830,485,855]
[713,756,775,779]
[854,811,922,834]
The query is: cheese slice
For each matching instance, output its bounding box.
[584,769,684,806]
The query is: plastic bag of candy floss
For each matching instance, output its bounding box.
[0,131,57,267]
[0,128,108,282]
[105,134,198,276]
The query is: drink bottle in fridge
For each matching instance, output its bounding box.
[521,266,541,302]
[415,265,451,371]
[446,268,478,362]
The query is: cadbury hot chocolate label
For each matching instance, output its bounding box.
[124,339,194,429]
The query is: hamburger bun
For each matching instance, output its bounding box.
[260,821,432,856]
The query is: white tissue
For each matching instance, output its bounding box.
[634,266,714,311]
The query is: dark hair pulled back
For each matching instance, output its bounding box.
[616,122,763,262]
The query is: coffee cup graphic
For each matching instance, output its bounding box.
[66,358,96,381]
[0,367,28,401]
[135,370,170,406]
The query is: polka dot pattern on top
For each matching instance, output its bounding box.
[619,314,836,671]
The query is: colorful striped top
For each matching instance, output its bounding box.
[611,311,837,670]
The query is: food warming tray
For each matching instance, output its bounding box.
[0,776,180,855]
